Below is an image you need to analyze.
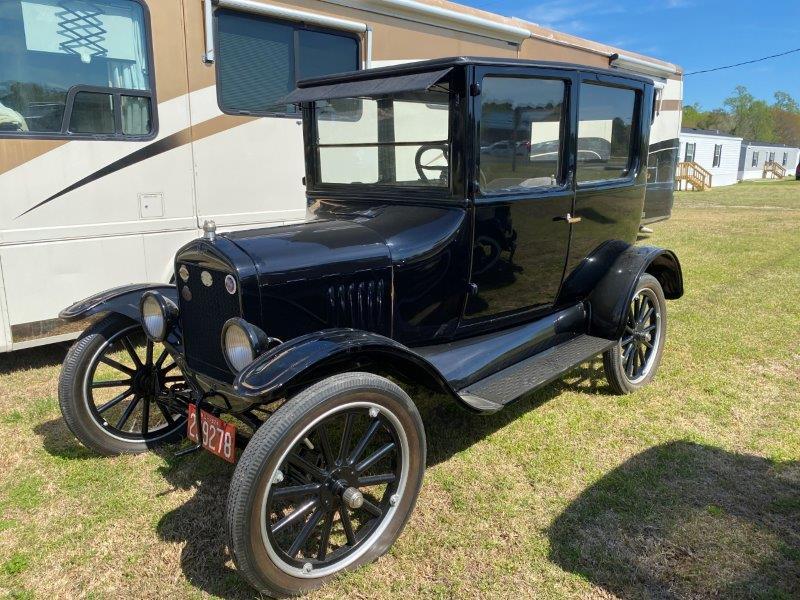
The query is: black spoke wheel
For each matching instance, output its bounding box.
[603,274,667,394]
[227,373,425,597]
[59,313,188,455]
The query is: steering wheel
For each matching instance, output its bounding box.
[415,143,449,182]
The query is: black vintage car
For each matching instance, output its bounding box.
[58,57,683,596]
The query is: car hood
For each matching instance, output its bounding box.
[223,219,392,285]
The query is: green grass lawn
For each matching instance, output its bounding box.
[1,179,799,599]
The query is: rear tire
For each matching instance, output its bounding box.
[603,274,667,395]
[58,313,187,455]
[226,372,426,597]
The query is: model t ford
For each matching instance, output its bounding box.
[57,57,682,596]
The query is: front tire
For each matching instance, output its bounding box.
[603,274,667,394]
[226,372,426,597]
[58,313,187,455]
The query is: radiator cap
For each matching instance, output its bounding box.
[203,220,216,242]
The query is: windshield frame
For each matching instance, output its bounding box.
[302,68,467,203]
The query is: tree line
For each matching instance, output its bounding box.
[682,87,800,147]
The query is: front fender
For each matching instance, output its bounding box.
[59,283,177,323]
[588,246,683,339]
[234,328,462,406]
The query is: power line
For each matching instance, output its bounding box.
[685,47,800,76]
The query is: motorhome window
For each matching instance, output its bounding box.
[752,151,759,167]
[478,77,566,193]
[713,144,722,167]
[684,142,696,163]
[69,92,114,134]
[313,87,450,188]
[216,10,359,117]
[576,83,637,183]
[0,0,154,139]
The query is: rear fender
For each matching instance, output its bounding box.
[234,328,467,408]
[587,245,683,339]
[59,283,177,323]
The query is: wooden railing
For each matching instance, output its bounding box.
[763,161,786,179]
[675,161,713,191]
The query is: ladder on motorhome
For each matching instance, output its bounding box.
[675,161,712,191]
[763,161,786,179]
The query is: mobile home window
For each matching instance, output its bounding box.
[684,143,696,162]
[478,77,567,193]
[0,0,155,139]
[768,151,775,163]
[752,151,759,167]
[712,144,722,167]
[215,9,359,116]
[783,152,788,166]
[576,83,637,183]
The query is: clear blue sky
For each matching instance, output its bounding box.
[459,0,800,110]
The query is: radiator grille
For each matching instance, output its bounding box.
[177,262,240,377]
[327,278,388,333]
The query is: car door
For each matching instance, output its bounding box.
[563,73,649,280]
[462,66,577,328]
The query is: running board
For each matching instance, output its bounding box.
[457,335,615,413]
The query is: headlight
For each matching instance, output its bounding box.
[221,318,272,373]
[139,291,178,342]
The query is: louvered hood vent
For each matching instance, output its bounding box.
[327,277,389,334]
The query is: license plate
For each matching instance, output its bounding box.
[187,405,237,463]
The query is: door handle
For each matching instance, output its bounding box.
[555,213,582,224]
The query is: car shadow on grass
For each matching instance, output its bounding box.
[148,359,612,598]
[33,357,612,598]
[548,440,800,599]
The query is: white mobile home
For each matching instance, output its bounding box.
[677,127,742,188]
[0,0,683,352]
[738,140,800,180]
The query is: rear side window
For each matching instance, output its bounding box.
[0,0,155,139]
[478,76,567,193]
[576,83,637,183]
[215,9,359,116]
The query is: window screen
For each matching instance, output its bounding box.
[478,77,566,193]
[712,144,722,167]
[216,9,359,116]
[576,83,637,183]
[0,0,154,138]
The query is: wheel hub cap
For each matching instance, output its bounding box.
[342,487,364,509]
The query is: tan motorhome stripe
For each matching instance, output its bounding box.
[661,99,682,111]
[15,114,256,218]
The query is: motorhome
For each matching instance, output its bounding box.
[0,0,683,353]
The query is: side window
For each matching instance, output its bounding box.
[752,151,759,167]
[713,144,722,167]
[783,152,788,166]
[684,142,696,163]
[0,0,155,139]
[647,146,678,184]
[478,77,567,193]
[576,83,637,183]
[215,9,359,117]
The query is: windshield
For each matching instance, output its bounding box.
[312,86,451,188]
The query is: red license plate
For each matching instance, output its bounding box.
[187,405,237,463]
